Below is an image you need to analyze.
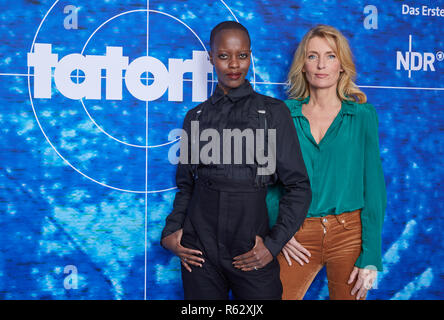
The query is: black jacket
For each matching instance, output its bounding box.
[161,81,311,257]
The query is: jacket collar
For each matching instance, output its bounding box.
[290,96,356,117]
[210,80,254,105]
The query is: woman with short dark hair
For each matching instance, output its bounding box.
[161,21,311,300]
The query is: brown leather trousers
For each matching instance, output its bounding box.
[278,209,366,300]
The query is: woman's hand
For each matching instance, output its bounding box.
[348,266,377,300]
[232,236,273,271]
[281,236,311,266]
[161,229,205,272]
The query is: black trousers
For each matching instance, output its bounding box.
[180,176,282,300]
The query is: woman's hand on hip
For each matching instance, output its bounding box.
[161,229,205,272]
[281,236,311,266]
[232,236,273,271]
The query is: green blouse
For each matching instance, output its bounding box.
[266,96,387,271]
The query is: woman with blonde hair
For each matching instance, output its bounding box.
[267,24,386,300]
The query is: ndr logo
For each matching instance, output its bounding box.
[27,43,213,102]
[396,35,443,78]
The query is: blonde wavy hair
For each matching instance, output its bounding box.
[287,24,367,103]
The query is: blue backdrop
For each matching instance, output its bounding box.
[0,0,442,299]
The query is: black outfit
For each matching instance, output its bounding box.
[161,81,311,300]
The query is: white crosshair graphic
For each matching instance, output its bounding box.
[28,0,261,194]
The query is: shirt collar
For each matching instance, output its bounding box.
[210,80,254,105]
[290,96,356,117]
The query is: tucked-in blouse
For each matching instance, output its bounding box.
[267,96,387,271]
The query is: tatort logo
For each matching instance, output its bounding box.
[396,35,442,78]
[27,43,213,102]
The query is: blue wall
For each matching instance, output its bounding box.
[0,0,442,299]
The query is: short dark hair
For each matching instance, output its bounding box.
[210,21,251,50]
